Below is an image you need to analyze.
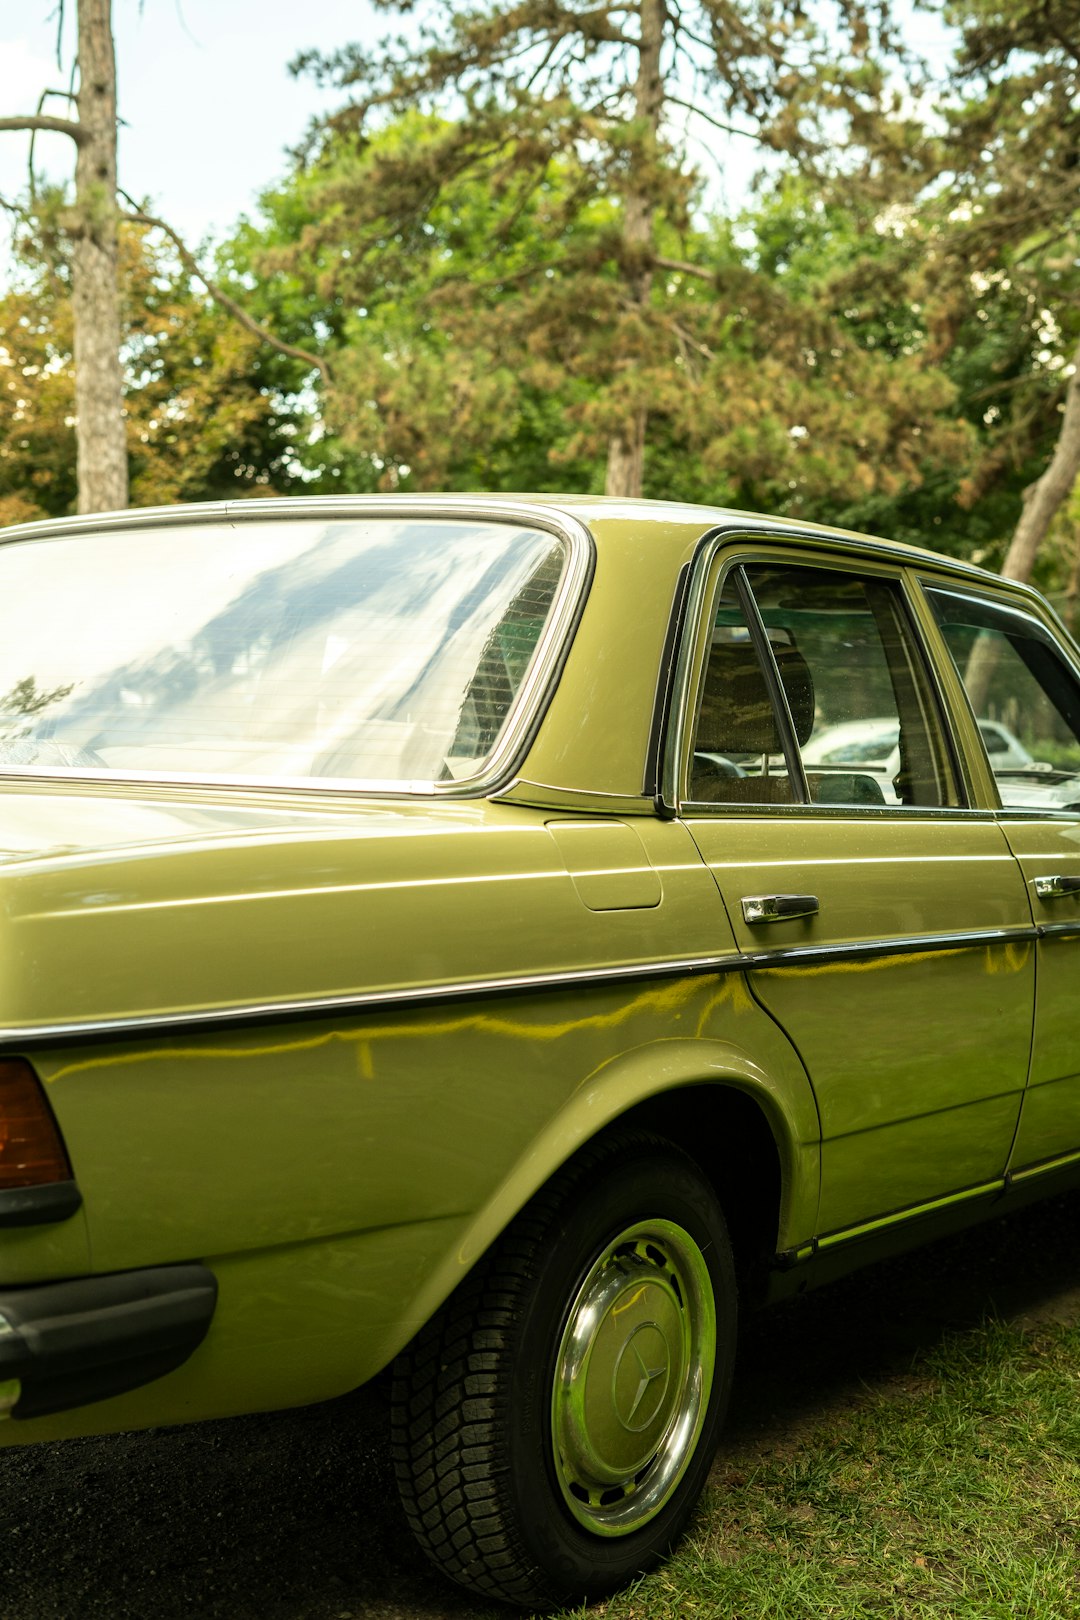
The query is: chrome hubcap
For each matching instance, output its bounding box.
[551,1218,716,1536]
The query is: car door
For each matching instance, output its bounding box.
[922,581,1080,1179]
[671,541,1035,1241]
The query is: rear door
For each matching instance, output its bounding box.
[923,582,1080,1180]
[673,542,1034,1240]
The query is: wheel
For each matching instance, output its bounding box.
[391,1133,737,1608]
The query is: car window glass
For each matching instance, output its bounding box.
[688,563,957,809]
[0,518,567,790]
[688,581,798,805]
[928,588,1080,813]
[748,565,956,809]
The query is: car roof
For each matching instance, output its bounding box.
[0,493,1019,596]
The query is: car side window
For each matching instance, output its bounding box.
[689,606,801,806]
[688,562,958,809]
[927,588,1080,813]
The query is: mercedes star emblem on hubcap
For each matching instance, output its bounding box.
[613,1322,671,1432]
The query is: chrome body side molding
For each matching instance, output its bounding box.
[0,924,1042,1049]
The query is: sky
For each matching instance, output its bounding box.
[0,0,381,264]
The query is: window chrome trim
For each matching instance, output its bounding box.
[0,497,595,803]
[0,923,1040,1049]
[680,517,1032,592]
[732,565,811,802]
[643,560,692,812]
[900,570,976,808]
[920,579,1080,657]
[681,802,999,820]
[996,806,1080,820]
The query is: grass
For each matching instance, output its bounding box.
[556,1315,1080,1620]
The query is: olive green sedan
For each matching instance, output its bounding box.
[1,496,1079,1607]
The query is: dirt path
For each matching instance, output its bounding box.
[2,1193,1077,1620]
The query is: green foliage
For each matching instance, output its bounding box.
[274,0,923,495]
[225,115,621,492]
[0,676,74,733]
[916,0,1080,577]
[3,1,1075,569]
[225,108,981,520]
[0,198,314,521]
[0,201,79,522]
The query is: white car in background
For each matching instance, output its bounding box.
[803,717,1034,776]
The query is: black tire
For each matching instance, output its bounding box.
[391,1132,737,1608]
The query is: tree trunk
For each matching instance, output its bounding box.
[1063,517,1080,634]
[70,0,127,513]
[604,0,665,499]
[605,408,648,497]
[999,333,1080,585]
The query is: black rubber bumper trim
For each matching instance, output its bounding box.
[0,1263,217,1419]
[0,1180,82,1229]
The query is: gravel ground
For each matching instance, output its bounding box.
[2,1192,1078,1620]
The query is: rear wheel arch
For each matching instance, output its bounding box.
[605,1084,785,1299]
[385,1045,813,1382]
[385,1075,801,1602]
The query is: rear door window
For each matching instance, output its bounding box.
[688,561,959,810]
[927,588,1080,813]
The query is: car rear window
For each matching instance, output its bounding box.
[0,516,570,791]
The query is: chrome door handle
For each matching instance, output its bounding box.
[1032,874,1080,899]
[741,893,819,924]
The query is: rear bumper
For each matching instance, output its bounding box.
[0,1264,217,1420]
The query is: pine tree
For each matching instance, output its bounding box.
[293,0,905,495]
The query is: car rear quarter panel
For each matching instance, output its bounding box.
[0,795,818,1441]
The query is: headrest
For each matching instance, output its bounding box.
[695,639,815,755]
[774,645,816,746]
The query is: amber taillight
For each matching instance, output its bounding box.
[0,1059,73,1189]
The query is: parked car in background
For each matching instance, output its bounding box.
[802,714,1035,774]
[800,715,1041,805]
[2,496,1080,1608]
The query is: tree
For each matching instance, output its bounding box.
[934,0,1080,583]
[0,233,80,523]
[226,115,616,493]
[0,0,125,510]
[1,0,328,514]
[233,117,977,515]
[0,212,314,518]
[727,175,1025,558]
[292,0,905,496]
